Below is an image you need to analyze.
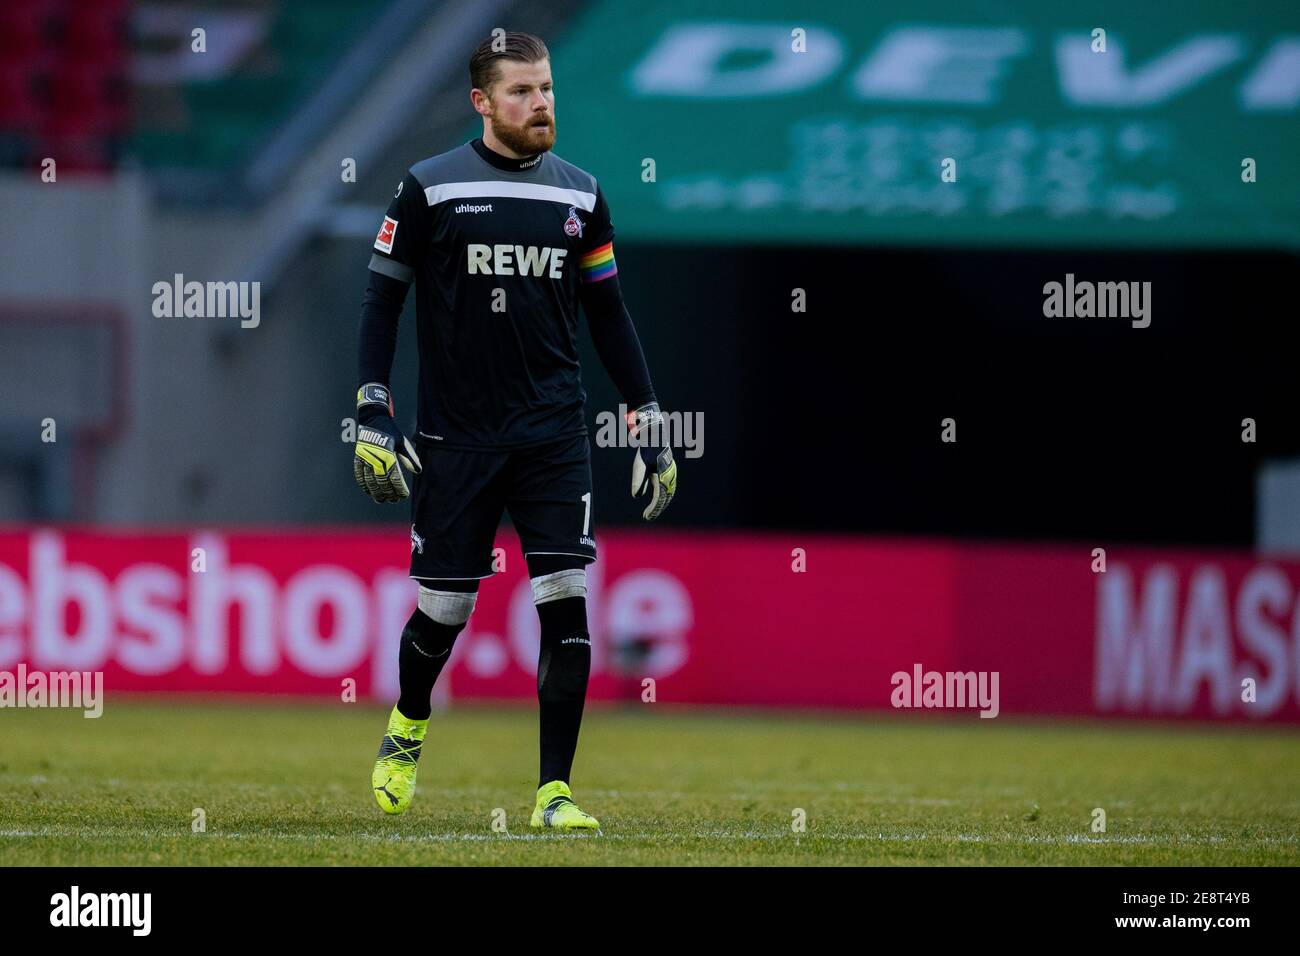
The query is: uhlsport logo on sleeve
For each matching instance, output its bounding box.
[374,216,398,254]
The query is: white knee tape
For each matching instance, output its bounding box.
[530,568,587,605]
[417,587,477,625]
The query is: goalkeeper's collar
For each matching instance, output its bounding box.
[471,137,545,172]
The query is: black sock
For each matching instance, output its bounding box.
[396,609,464,721]
[536,596,591,788]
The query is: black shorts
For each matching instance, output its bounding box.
[408,431,596,580]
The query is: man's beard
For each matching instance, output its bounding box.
[490,111,556,156]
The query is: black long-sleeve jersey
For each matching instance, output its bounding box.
[359,137,655,450]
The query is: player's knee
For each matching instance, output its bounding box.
[417,585,478,626]
[530,568,586,605]
[400,607,459,663]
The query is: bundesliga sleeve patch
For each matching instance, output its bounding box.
[374,216,398,254]
[578,242,616,283]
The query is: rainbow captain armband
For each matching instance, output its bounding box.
[578,242,617,283]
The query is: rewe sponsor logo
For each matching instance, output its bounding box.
[0,664,102,717]
[890,663,1000,717]
[50,886,151,936]
[466,243,567,277]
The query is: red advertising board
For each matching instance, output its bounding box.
[0,528,1297,722]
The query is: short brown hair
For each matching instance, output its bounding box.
[469,31,550,95]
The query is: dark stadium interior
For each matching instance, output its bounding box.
[307,241,1298,546]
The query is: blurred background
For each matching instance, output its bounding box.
[1,0,1299,724]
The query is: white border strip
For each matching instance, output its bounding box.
[426,181,596,211]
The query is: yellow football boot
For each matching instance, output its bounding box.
[530,780,600,831]
[371,706,428,814]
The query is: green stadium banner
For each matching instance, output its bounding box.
[549,0,1300,248]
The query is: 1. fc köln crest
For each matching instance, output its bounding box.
[563,206,584,238]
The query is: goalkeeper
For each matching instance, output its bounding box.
[353,32,676,831]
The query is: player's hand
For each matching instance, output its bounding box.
[353,383,422,503]
[628,402,677,521]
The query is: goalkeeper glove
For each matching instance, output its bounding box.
[628,402,677,521]
[353,383,421,503]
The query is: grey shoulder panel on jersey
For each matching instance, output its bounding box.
[408,143,481,191]
[536,152,599,197]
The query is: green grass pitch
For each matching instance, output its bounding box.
[1,698,1297,865]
